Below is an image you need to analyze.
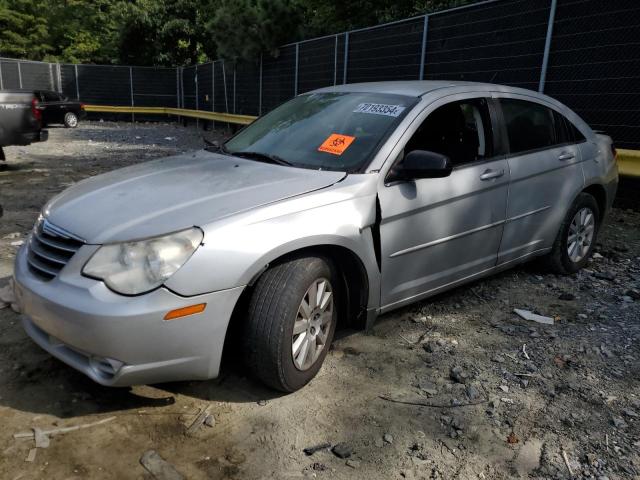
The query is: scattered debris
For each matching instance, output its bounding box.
[203,414,215,427]
[185,405,211,436]
[140,450,184,480]
[513,309,554,325]
[507,432,519,444]
[449,366,472,384]
[561,448,574,477]
[303,442,331,456]
[379,394,488,409]
[33,428,49,448]
[14,416,116,441]
[25,448,37,463]
[346,459,360,468]
[331,443,353,459]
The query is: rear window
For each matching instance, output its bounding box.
[224,92,417,172]
[500,99,556,154]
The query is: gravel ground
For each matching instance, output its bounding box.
[0,122,638,479]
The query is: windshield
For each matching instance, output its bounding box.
[224,92,417,172]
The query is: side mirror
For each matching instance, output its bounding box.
[388,150,453,182]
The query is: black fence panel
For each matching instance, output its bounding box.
[182,66,197,110]
[211,61,226,113]
[60,64,78,99]
[425,0,550,90]
[76,65,131,105]
[545,0,640,149]
[348,18,424,83]
[298,37,337,93]
[235,61,260,116]
[19,61,53,90]
[132,67,178,108]
[194,63,213,112]
[0,60,21,89]
[261,45,296,112]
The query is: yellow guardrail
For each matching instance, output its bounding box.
[83,105,257,125]
[84,105,640,177]
[618,149,640,178]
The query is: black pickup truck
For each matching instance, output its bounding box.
[0,90,48,161]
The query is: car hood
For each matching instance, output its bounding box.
[44,150,346,243]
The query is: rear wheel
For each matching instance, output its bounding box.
[543,192,600,274]
[64,112,78,128]
[243,256,338,392]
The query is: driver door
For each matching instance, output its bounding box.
[378,96,509,311]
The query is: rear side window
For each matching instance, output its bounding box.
[42,92,60,102]
[553,111,586,143]
[500,99,556,154]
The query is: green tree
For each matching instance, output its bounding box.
[0,0,51,59]
[119,0,211,66]
[0,0,475,65]
[206,0,302,61]
[298,0,475,36]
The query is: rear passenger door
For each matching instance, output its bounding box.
[496,97,584,265]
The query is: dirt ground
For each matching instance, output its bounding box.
[0,122,638,480]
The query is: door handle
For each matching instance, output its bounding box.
[558,152,575,161]
[480,169,505,181]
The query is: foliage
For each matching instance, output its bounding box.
[0,0,473,65]
[205,0,303,61]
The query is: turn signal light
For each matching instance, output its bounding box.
[164,303,206,320]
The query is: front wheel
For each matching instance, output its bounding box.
[243,256,338,392]
[543,192,600,274]
[64,112,79,128]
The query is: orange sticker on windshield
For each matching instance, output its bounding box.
[318,133,356,155]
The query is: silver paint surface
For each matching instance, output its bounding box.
[14,81,618,386]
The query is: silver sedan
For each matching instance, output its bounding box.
[14,81,618,392]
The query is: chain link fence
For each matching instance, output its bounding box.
[1,0,639,148]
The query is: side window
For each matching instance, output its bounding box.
[500,99,557,154]
[43,92,59,102]
[564,116,586,143]
[404,98,493,167]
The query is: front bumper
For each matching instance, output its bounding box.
[14,244,244,386]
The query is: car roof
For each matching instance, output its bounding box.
[310,80,538,98]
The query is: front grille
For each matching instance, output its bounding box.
[26,218,84,280]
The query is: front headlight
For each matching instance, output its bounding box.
[83,228,203,295]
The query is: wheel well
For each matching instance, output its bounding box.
[232,245,369,330]
[219,245,370,371]
[582,184,607,220]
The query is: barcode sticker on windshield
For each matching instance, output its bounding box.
[318,133,356,155]
[354,103,406,117]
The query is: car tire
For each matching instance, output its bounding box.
[64,112,79,128]
[243,255,338,392]
[543,192,600,274]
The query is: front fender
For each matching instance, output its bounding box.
[164,191,381,308]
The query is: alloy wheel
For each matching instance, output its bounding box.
[567,207,595,263]
[292,277,333,371]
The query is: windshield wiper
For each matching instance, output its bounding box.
[230,150,293,167]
